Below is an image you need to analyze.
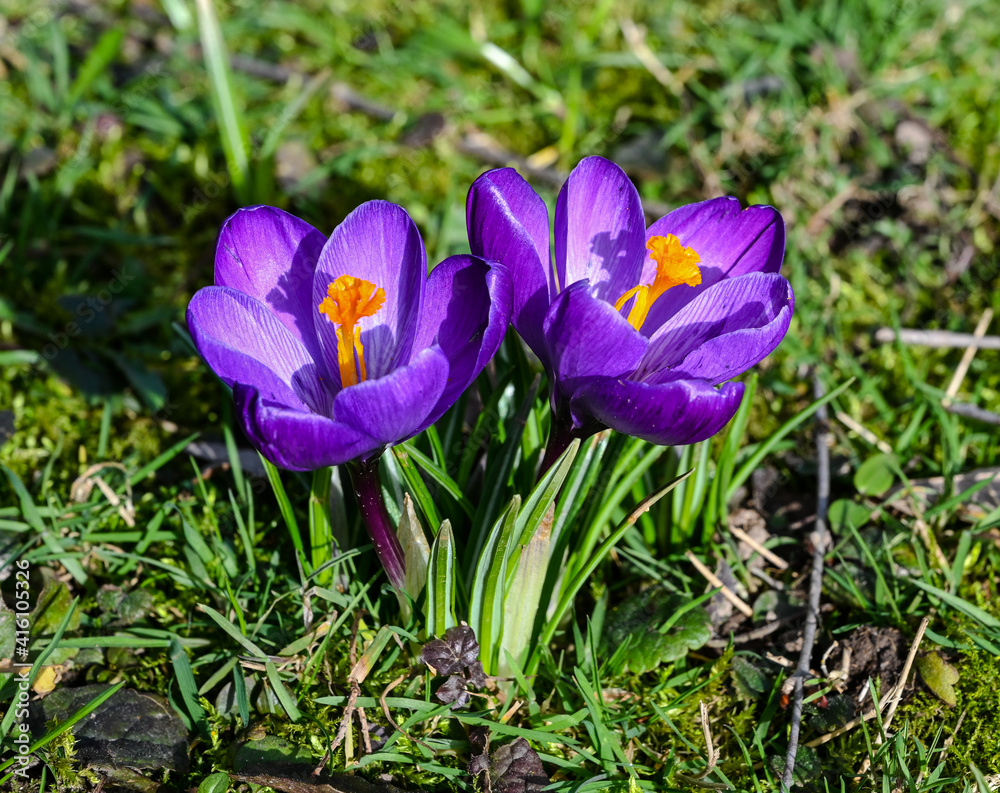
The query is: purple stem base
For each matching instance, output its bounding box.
[537,401,588,481]
[348,457,406,591]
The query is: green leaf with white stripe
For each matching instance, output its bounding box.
[469,498,520,675]
[500,513,552,677]
[425,520,456,637]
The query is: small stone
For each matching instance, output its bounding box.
[29,685,189,772]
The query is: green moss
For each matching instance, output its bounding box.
[898,647,1000,776]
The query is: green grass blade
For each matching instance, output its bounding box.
[513,438,579,552]
[1,463,45,533]
[233,665,250,726]
[265,661,301,722]
[259,68,331,160]
[309,467,334,586]
[0,598,79,739]
[260,454,309,579]
[97,400,112,459]
[466,377,540,571]
[705,373,757,533]
[569,441,667,583]
[531,469,692,674]
[392,444,442,531]
[199,604,270,657]
[398,443,474,518]
[169,636,209,738]
[194,0,251,203]
[911,580,1000,629]
[727,377,855,502]
[129,432,200,486]
[551,431,611,548]
[160,0,194,29]
[222,419,246,502]
[228,489,256,576]
[67,28,124,107]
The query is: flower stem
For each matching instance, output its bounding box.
[537,402,576,480]
[347,457,406,591]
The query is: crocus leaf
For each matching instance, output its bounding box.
[468,497,520,672]
[499,512,552,677]
[397,493,430,608]
[425,521,457,636]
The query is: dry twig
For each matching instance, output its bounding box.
[943,309,993,403]
[730,525,789,569]
[782,373,832,791]
[874,327,1000,350]
[379,674,434,753]
[685,550,754,618]
[619,18,680,93]
[705,608,808,648]
[835,411,893,454]
[944,401,1000,425]
[697,700,718,777]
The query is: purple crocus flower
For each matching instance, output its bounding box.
[187,201,512,587]
[467,155,792,467]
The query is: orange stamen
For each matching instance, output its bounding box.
[615,234,701,330]
[318,275,385,387]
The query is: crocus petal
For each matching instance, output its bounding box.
[313,200,426,386]
[333,346,450,445]
[637,272,793,384]
[467,168,552,364]
[214,206,329,369]
[411,255,513,425]
[554,156,646,303]
[640,197,785,334]
[570,378,745,446]
[542,280,648,400]
[234,384,379,470]
[187,286,332,414]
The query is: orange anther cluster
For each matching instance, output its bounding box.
[614,235,702,330]
[318,275,386,387]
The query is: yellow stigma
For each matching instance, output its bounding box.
[318,275,386,387]
[614,234,702,330]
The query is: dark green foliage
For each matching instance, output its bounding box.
[600,588,712,675]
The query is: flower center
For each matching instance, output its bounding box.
[318,275,386,387]
[614,234,702,331]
